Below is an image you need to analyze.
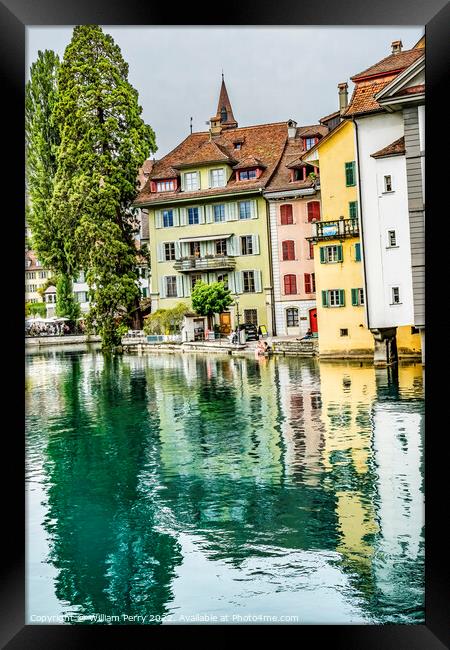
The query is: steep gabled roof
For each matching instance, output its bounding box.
[173,140,236,168]
[371,136,405,158]
[351,48,423,81]
[233,155,266,170]
[211,77,238,128]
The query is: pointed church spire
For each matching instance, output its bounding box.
[210,75,238,132]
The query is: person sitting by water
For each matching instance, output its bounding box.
[301,328,313,340]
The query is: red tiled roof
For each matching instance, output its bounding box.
[265,126,323,193]
[173,140,236,168]
[319,110,340,124]
[136,122,289,205]
[351,49,423,81]
[371,136,405,158]
[297,124,329,138]
[233,155,266,170]
[344,78,394,116]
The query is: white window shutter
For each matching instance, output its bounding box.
[196,171,201,190]
[228,273,236,294]
[233,271,243,294]
[159,277,166,298]
[250,200,258,219]
[175,241,181,260]
[254,270,262,292]
[173,209,180,226]
[176,275,184,297]
[201,273,209,283]
[206,205,213,223]
[253,234,260,255]
[228,202,238,221]
[155,211,162,228]
[157,243,164,262]
[180,208,187,226]
[198,205,205,224]
[232,235,240,256]
[200,242,207,257]
[206,240,214,255]
[183,275,191,297]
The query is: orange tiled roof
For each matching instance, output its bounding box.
[233,155,266,170]
[173,140,236,168]
[371,136,405,158]
[265,126,323,193]
[136,122,289,205]
[319,110,340,124]
[351,48,424,81]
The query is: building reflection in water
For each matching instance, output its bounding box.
[25,351,424,624]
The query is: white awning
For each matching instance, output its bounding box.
[178,234,233,243]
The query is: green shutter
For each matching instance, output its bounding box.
[351,288,358,306]
[322,290,328,307]
[320,247,326,264]
[355,243,361,261]
[339,289,345,306]
[337,245,343,262]
[345,162,355,186]
[349,201,358,219]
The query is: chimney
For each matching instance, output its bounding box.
[287,119,297,139]
[338,82,348,115]
[391,40,403,54]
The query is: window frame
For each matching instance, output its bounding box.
[163,209,174,228]
[166,276,178,298]
[282,240,295,261]
[213,204,226,223]
[286,307,299,328]
[383,175,393,193]
[345,161,356,187]
[184,172,200,192]
[164,242,176,261]
[242,270,255,293]
[238,200,252,220]
[280,204,294,225]
[210,168,226,188]
[388,230,397,247]
[241,235,253,256]
[283,274,297,295]
[188,206,199,225]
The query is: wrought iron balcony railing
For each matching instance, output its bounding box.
[173,255,236,272]
[306,218,359,242]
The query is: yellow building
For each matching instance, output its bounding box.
[303,118,374,357]
[134,78,289,335]
[304,111,420,359]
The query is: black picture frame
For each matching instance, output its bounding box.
[2,0,449,646]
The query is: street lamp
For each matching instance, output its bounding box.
[233,295,241,330]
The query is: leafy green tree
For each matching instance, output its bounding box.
[191,281,233,329]
[51,25,156,350]
[56,274,81,321]
[143,303,189,335]
[25,302,47,318]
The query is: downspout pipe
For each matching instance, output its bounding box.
[262,188,277,336]
[352,116,371,330]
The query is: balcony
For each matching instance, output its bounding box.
[306,218,359,242]
[174,255,236,273]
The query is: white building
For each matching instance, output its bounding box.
[344,38,425,363]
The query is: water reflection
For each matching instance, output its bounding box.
[26,352,424,624]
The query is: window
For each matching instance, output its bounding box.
[284,274,297,295]
[391,287,401,304]
[239,201,251,219]
[243,271,255,293]
[304,137,316,150]
[190,241,200,257]
[188,207,199,224]
[304,273,315,293]
[166,276,177,297]
[411,326,420,335]
[322,289,345,307]
[163,210,173,227]
[309,241,315,259]
[239,169,257,180]
[351,288,364,306]
[282,240,295,260]
[355,243,361,261]
[388,230,397,247]
[141,287,148,298]
[345,161,356,186]
[164,242,176,261]
[320,245,343,263]
[234,143,242,150]
[217,273,229,289]
[280,204,293,225]
[384,175,393,192]
[307,201,320,222]
[157,180,175,192]
[244,309,258,325]
[184,172,199,192]
[191,274,202,290]
[349,201,358,219]
[340,329,348,337]
[216,239,227,255]
[214,204,225,222]
[286,308,299,328]
[241,235,253,255]
[210,168,225,188]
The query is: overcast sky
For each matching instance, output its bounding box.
[27,26,424,158]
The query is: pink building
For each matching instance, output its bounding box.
[264,121,327,337]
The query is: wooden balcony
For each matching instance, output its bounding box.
[173,255,236,272]
[306,218,359,242]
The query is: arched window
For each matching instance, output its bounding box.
[220,106,227,123]
[284,274,297,295]
[282,240,295,260]
[280,204,293,225]
[307,201,320,222]
[286,308,299,327]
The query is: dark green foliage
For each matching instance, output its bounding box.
[25,302,47,318]
[56,274,80,321]
[191,281,233,319]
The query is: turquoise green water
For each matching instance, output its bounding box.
[26,349,424,625]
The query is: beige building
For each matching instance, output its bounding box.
[25,250,52,305]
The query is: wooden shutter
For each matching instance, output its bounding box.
[337,245,343,262]
[173,209,180,227]
[199,242,207,257]
[228,202,238,221]
[355,243,361,261]
[254,270,262,292]
[280,204,293,225]
[176,275,184,297]
[250,200,258,219]
[159,277,166,298]
[252,234,260,255]
[322,290,328,307]
[155,211,162,228]
[157,243,164,262]
[175,241,181,260]
[307,201,320,223]
[179,208,187,226]
[198,205,205,224]
[351,288,358,306]
[284,274,296,295]
[183,275,191,297]
[304,273,311,293]
[320,247,326,263]
[339,289,345,306]
[205,205,213,223]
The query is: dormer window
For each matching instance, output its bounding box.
[184,172,200,191]
[304,137,317,150]
[238,169,258,181]
[234,143,242,150]
[156,179,176,192]
[210,168,226,188]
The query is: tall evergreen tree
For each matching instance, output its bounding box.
[25,49,79,320]
[52,25,156,349]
